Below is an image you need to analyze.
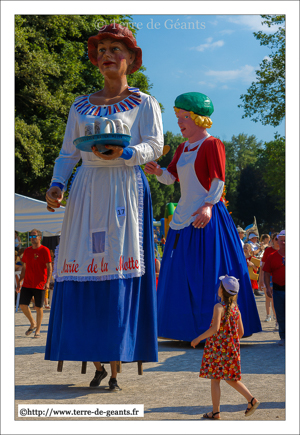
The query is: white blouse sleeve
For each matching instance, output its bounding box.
[51,104,81,190]
[156,168,176,185]
[204,178,224,205]
[124,96,164,166]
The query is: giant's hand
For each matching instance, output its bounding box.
[144,161,163,177]
[46,186,64,212]
[91,145,123,160]
[191,204,213,229]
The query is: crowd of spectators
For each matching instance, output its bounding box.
[238,225,285,346]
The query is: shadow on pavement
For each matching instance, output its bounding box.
[158,338,281,351]
[145,401,285,416]
[15,346,45,355]
[147,341,285,375]
[15,384,111,400]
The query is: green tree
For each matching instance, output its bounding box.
[15,15,154,199]
[238,15,285,127]
[234,160,284,233]
[223,134,262,216]
[257,134,285,212]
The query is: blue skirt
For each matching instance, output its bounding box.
[45,168,158,363]
[157,201,262,341]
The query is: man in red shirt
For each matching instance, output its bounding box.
[16,229,52,338]
[263,230,285,346]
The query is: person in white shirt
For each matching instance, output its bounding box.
[237,226,245,247]
[247,234,261,256]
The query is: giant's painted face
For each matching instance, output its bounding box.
[97,38,134,77]
[175,109,199,139]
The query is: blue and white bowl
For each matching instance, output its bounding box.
[74,133,131,153]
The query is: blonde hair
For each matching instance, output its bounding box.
[174,107,213,128]
[220,282,238,321]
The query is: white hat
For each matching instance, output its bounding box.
[249,233,258,239]
[278,230,285,237]
[219,275,240,295]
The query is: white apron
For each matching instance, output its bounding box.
[54,160,144,281]
[170,137,210,230]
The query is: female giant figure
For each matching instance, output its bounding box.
[45,24,163,390]
[145,92,261,341]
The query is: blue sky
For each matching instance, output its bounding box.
[124,14,286,144]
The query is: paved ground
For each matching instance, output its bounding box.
[14,294,285,424]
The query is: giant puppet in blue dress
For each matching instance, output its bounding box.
[145,92,262,341]
[45,24,163,390]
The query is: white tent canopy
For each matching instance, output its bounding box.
[15,194,65,234]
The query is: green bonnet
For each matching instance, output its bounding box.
[174,92,214,117]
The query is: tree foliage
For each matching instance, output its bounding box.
[235,158,284,233]
[15,14,154,198]
[238,15,285,127]
[221,133,284,232]
[257,134,285,212]
[223,134,263,217]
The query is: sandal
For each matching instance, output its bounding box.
[245,397,260,417]
[203,411,221,419]
[25,326,36,336]
[33,333,41,339]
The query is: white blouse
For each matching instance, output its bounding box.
[51,87,164,189]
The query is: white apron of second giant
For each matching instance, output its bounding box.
[170,137,210,230]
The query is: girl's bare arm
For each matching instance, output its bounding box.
[191,304,223,347]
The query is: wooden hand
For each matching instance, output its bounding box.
[144,161,163,176]
[91,145,123,160]
[46,186,64,212]
[191,203,213,229]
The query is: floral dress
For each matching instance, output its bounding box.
[199,302,241,380]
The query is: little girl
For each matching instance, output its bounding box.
[191,275,260,419]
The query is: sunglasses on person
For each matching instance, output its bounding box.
[29,235,39,239]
